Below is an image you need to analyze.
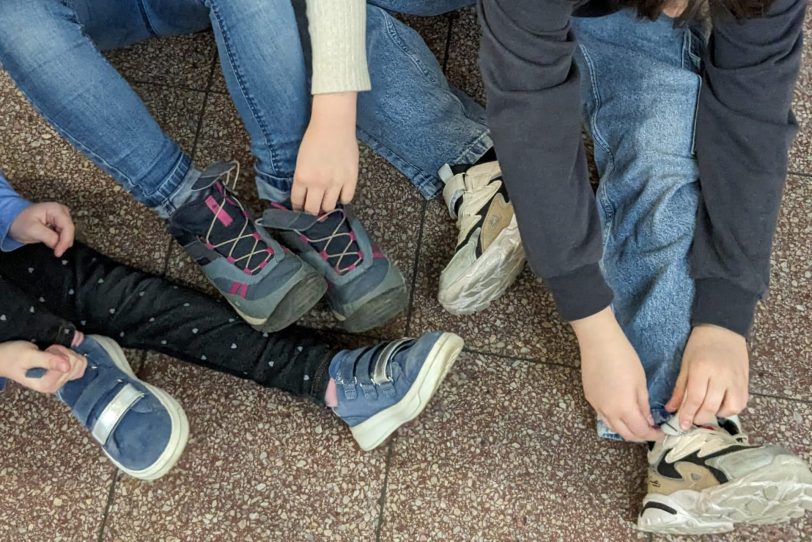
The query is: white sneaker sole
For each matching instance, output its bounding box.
[92,336,190,481]
[349,333,464,452]
[438,216,525,316]
[637,455,812,535]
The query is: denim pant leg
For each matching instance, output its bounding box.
[359,2,492,199]
[0,0,207,217]
[572,11,704,439]
[193,0,309,202]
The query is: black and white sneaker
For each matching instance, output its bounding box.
[437,161,525,315]
[638,416,812,535]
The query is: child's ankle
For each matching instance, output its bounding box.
[71,330,85,348]
[324,378,339,408]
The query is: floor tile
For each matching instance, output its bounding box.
[750,175,812,400]
[0,73,204,274]
[0,384,115,541]
[445,8,485,104]
[106,33,216,91]
[102,353,386,542]
[380,352,648,541]
[409,198,579,363]
[166,92,424,339]
[652,394,812,541]
[789,10,812,175]
[397,12,454,66]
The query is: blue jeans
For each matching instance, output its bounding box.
[572,11,704,439]
[0,0,491,216]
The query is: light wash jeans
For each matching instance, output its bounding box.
[571,11,704,439]
[0,0,491,216]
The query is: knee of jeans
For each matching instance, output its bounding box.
[0,0,77,69]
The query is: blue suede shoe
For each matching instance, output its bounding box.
[56,336,188,480]
[330,331,464,451]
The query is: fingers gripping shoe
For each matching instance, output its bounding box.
[57,336,188,480]
[330,331,464,451]
[260,203,407,333]
[637,416,812,535]
[438,161,525,315]
[168,162,326,332]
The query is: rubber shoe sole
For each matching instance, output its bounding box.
[637,455,812,535]
[349,332,464,451]
[91,336,189,481]
[334,283,409,334]
[231,265,326,333]
[438,215,525,316]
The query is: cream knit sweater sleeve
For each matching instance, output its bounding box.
[306,0,371,94]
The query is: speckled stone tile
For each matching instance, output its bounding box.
[652,394,812,541]
[102,353,385,542]
[380,352,648,541]
[408,198,579,363]
[749,175,812,400]
[397,12,455,65]
[0,383,116,541]
[788,9,812,175]
[165,92,423,339]
[106,33,216,91]
[445,8,485,105]
[0,73,206,273]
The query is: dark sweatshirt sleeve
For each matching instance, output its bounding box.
[690,0,806,336]
[478,0,613,321]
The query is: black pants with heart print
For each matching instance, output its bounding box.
[0,243,333,404]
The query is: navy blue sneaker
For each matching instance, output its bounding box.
[53,336,188,480]
[330,331,464,451]
[169,162,326,332]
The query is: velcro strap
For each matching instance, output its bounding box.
[90,384,144,445]
[71,373,129,427]
[261,209,320,231]
[442,169,466,219]
[371,339,412,385]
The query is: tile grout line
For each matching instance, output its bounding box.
[374,438,396,542]
[404,200,429,336]
[95,470,121,542]
[159,50,219,279]
[787,170,812,178]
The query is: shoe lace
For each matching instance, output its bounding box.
[203,162,273,275]
[297,207,363,275]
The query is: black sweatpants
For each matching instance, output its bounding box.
[0,243,334,405]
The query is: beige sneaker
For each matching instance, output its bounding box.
[437,161,525,315]
[638,416,812,535]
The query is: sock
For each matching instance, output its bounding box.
[324,379,338,408]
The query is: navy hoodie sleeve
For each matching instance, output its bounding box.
[690,0,806,336]
[478,0,613,321]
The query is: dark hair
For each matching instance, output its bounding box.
[613,0,775,24]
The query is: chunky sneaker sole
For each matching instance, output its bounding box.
[91,336,189,480]
[438,162,526,315]
[438,215,525,315]
[638,455,812,534]
[331,264,408,334]
[350,332,463,451]
[227,263,326,333]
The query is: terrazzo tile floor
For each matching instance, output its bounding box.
[1,7,811,542]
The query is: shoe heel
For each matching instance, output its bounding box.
[250,265,327,333]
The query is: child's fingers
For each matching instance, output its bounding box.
[339,181,356,205]
[665,370,688,413]
[50,207,75,257]
[30,222,60,250]
[322,187,340,214]
[304,188,324,216]
[25,350,70,374]
[678,377,709,431]
[291,183,307,211]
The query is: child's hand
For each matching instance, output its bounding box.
[573,307,663,442]
[0,342,86,394]
[292,92,359,215]
[666,324,749,430]
[9,202,75,257]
